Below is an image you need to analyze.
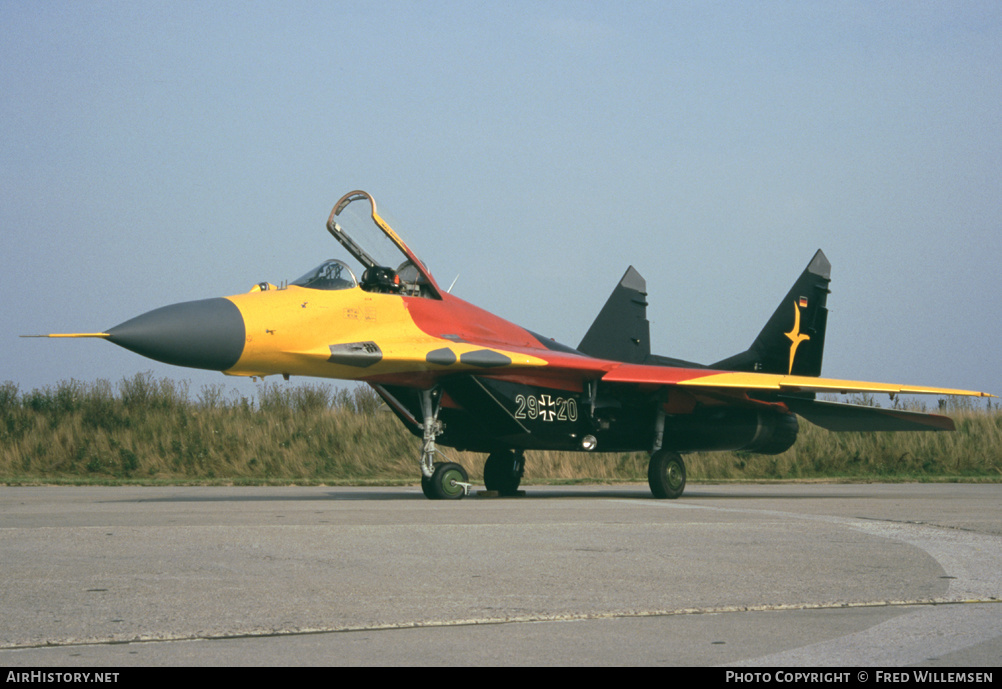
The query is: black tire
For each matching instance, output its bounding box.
[427,462,468,500]
[420,473,436,499]
[648,450,686,499]
[483,450,524,495]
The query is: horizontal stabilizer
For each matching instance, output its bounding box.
[783,398,955,432]
[578,266,651,364]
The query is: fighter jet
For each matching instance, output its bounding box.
[32,190,992,499]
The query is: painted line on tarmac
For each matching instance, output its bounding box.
[622,496,1002,665]
[3,597,999,651]
[727,602,1002,666]
[620,498,1002,602]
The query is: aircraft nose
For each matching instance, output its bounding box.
[106,298,246,371]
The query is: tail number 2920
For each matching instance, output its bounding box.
[514,394,578,422]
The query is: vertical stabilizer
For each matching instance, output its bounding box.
[712,250,831,376]
[578,266,651,364]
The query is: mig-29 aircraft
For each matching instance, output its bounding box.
[34,190,992,499]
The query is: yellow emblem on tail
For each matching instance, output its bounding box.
[784,301,810,374]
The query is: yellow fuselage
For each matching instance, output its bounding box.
[225,285,547,382]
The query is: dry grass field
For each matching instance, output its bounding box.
[2,374,999,484]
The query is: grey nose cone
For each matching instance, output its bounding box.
[106,298,246,371]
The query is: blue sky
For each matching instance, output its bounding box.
[3,1,999,402]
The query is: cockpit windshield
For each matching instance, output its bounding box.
[290,259,357,291]
[326,191,441,299]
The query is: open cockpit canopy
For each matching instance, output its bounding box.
[325,190,441,298]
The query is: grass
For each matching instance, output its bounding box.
[1,374,999,485]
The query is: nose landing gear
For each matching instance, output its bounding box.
[417,387,472,500]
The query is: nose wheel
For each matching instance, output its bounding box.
[421,462,471,500]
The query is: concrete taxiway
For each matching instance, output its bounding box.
[1,483,999,665]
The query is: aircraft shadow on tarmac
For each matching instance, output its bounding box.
[104,485,891,503]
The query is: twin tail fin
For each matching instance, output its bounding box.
[578,251,831,378]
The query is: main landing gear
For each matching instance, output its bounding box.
[647,406,686,499]
[412,387,687,500]
[483,449,525,496]
[647,449,686,499]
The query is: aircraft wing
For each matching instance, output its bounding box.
[470,344,991,399]
[593,363,992,432]
[477,348,989,432]
[599,364,991,398]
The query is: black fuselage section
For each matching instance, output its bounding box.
[376,375,797,456]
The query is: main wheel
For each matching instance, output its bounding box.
[425,462,469,500]
[483,450,524,496]
[648,450,686,499]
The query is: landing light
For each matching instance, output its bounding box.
[581,435,598,451]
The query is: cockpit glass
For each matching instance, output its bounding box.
[330,195,411,271]
[326,191,441,299]
[290,259,357,291]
